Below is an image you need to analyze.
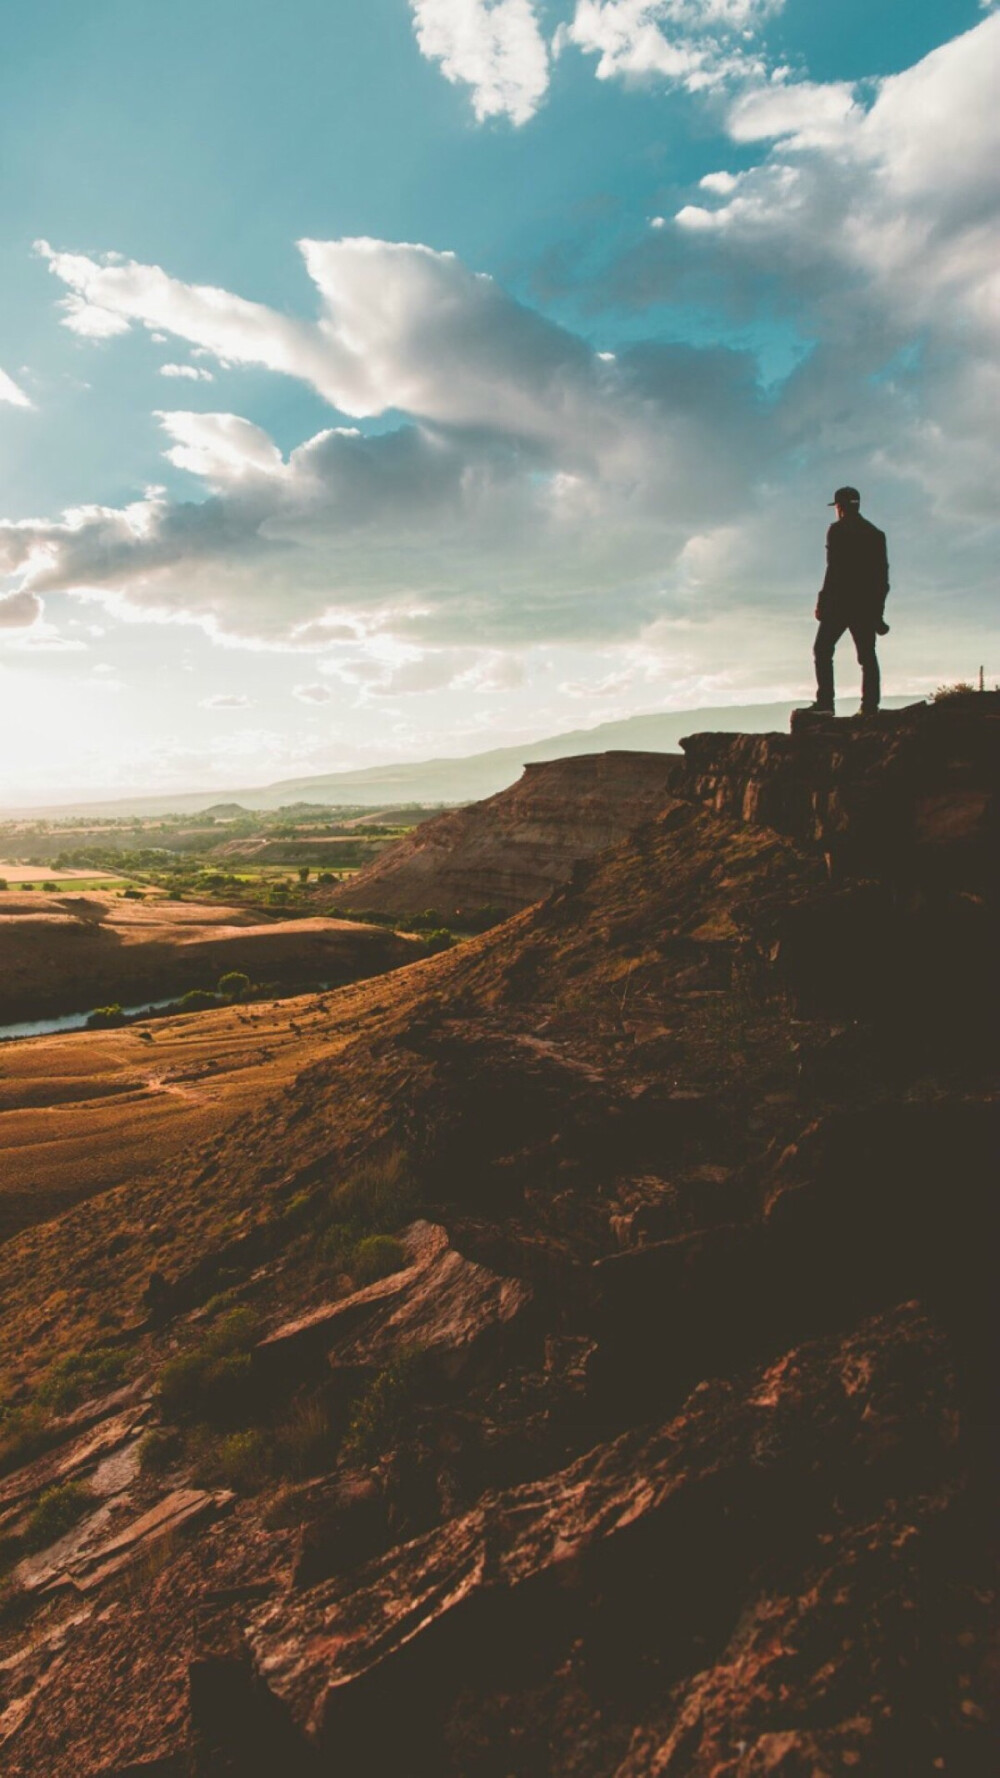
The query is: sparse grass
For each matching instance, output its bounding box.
[193,1427,270,1494]
[157,1306,259,1426]
[351,1234,408,1287]
[138,1428,183,1477]
[271,1394,337,1481]
[343,1353,422,1465]
[24,1481,93,1552]
[36,1344,129,1414]
[0,1404,51,1479]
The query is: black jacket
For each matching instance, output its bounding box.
[818,513,889,620]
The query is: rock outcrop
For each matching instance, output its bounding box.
[0,702,995,1777]
[336,749,685,920]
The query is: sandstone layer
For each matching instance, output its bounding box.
[0,702,995,1777]
[335,749,685,919]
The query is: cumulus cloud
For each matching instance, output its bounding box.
[0,368,31,409]
[558,0,780,91]
[201,692,252,708]
[409,0,549,124]
[8,20,998,684]
[0,589,42,628]
[293,682,334,703]
[159,362,214,381]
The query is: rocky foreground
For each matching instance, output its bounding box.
[0,698,996,1776]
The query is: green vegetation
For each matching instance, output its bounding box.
[157,1306,259,1425]
[343,1354,422,1464]
[24,1482,93,1552]
[86,1004,127,1030]
[37,1343,129,1413]
[351,1234,409,1286]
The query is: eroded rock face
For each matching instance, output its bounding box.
[336,750,686,920]
[255,1219,536,1386]
[1,706,996,1776]
[240,1304,988,1775]
[682,696,999,891]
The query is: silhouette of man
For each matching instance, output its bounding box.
[806,486,890,716]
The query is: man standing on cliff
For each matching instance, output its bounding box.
[806,486,890,716]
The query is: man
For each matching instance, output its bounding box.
[806,486,890,716]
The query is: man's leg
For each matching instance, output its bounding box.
[813,615,846,712]
[850,620,880,712]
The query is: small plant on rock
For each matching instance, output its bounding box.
[24,1482,92,1552]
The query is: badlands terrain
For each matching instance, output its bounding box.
[0,696,995,1776]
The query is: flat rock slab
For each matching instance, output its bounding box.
[255,1219,534,1384]
[16,1486,234,1596]
[245,1304,954,1761]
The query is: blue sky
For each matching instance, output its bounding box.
[1,0,997,799]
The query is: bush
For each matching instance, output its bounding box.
[138,1428,183,1477]
[218,971,251,1001]
[330,1150,417,1238]
[176,989,221,1013]
[0,1405,50,1478]
[351,1235,408,1287]
[271,1395,337,1481]
[38,1345,128,1414]
[343,1355,421,1465]
[87,1004,126,1030]
[423,929,454,955]
[25,1482,92,1552]
[193,1428,270,1494]
[157,1307,259,1426]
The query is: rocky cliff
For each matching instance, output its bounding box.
[0,704,995,1777]
[335,749,685,920]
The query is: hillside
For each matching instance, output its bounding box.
[0,893,416,1024]
[0,699,995,1776]
[336,749,685,919]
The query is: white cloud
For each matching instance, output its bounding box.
[0,368,31,409]
[201,692,252,708]
[0,589,42,628]
[293,682,334,703]
[159,362,214,381]
[409,0,549,124]
[560,0,780,91]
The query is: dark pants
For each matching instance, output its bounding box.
[814,609,880,711]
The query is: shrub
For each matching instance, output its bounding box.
[271,1395,337,1481]
[24,1482,92,1552]
[157,1307,259,1426]
[330,1149,417,1238]
[218,970,251,1001]
[0,1405,50,1478]
[86,1004,126,1030]
[38,1345,128,1414]
[176,989,221,1013]
[138,1428,183,1477]
[343,1354,421,1465]
[423,929,454,955]
[351,1235,408,1287]
[193,1428,270,1494]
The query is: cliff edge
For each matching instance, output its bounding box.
[0,703,995,1777]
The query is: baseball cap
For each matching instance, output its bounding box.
[829,486,860,506]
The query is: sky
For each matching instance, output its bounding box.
[1,0,997,802]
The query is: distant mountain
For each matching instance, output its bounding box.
[4,698,917,817]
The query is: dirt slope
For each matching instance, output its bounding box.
[0,892,415,1022]
[336,748,685,919]
[0,703,995,1777]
